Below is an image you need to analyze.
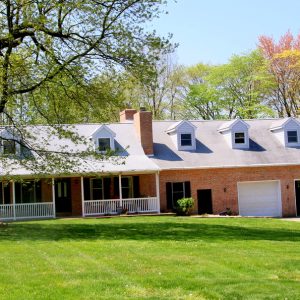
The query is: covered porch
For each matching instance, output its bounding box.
[0,172,160,221]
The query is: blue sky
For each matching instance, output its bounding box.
[150,0,300,66]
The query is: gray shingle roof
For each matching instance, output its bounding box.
[150,119,300,170]
[0,123,159,176]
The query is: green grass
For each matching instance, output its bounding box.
[0,216,300,299]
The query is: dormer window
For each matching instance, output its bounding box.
[218,119,250,149]
[234,132,245,144]
[287,130,298,143]
[3,140,16,155]
[270,117,300,147]
[98,138,111,151]
[91,125,116,153]
[180,134,192,146]
[166,121,197,151]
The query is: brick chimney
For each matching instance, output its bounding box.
[119,109,137,122]
[133,110,154,156]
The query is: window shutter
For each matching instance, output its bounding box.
[15,182,21,203]
[103,178,111,199]
[35,181,42,202]
[3,182,10,204]
[83,178,90,200]
[184,181,191,198]
[113,176,119,197]
[133,176,140,198]
[166,182,172,210]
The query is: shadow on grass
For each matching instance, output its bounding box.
[0,218,300,242]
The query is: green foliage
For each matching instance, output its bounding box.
[176,197,194,216]
[181,51,275,120]
[0,0,173,173]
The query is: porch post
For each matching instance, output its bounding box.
[118,174,123,207]
[12,180,16,220]
[52,178,56,218]
[81,176,85,217]
[155,172,160,213]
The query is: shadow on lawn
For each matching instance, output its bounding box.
[0,218,300,242]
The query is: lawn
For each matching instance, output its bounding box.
[0,216,300,299]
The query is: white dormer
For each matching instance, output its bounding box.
[90,125,116,152]
[270,117,300,147]
[166,121,196,151]
[218,119,250,149]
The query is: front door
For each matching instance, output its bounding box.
[55,179,72,214]
[197,189,213,214]
[295,181,300,216]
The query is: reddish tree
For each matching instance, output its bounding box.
[259,31,300,117]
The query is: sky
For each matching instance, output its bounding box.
[149,0,300,66]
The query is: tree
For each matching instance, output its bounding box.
[180,63,223,120]
[121,51,182,119]
[0,0,172,174]
[259,31,300,117]
[208,51,274,119]
[181,51,273,120]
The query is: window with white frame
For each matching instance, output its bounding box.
[98,138,111,152]
[90,178,104,200]
[287,130,298,143]
[234,132,245,144]
[180,133,192,146]
[15,180,41,203]
[121,177,133,199]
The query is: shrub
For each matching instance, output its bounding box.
[176,198,194,216]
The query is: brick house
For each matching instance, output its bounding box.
[0,109,299,220]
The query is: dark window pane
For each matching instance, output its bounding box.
[287,131,298,143]
[181,134,192,146]
[173,182,184,192]
[121,177,129,188]
[92,189,103,200]
[121,177,131,199]
[91,178,103,200]
[98,138,111,151]
[3,140,16,154]
[22,181,35,203]
[93,179,102,189]
[235,132,245,144]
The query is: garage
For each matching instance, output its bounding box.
[237,181,282,217]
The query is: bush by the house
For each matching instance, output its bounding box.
[176,198,194,216]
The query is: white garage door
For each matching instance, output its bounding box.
[238,181,282,217]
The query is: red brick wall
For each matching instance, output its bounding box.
[134,111,153,155]
[159,166,299,217]
[41,179,52,202]
[139,174,156,197]
[71,177,82,216]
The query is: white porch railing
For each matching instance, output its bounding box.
[84,197,159,216]
[0,203,54,221]
[0,204,14,220]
